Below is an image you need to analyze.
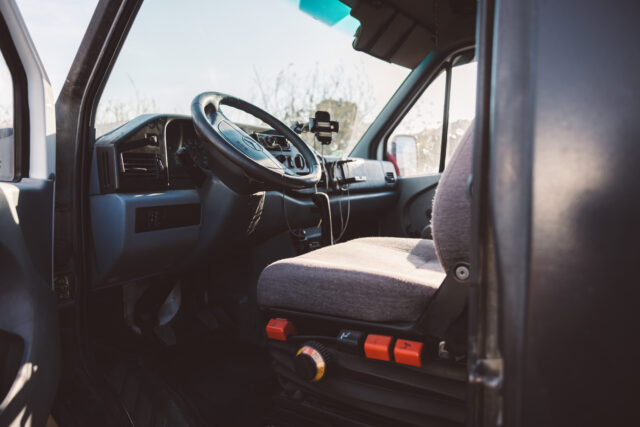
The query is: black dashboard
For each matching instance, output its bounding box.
[95,115,316,194]
[89,114,398,289]
[94,114,397,196]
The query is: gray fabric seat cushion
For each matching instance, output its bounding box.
[257,237,445,323]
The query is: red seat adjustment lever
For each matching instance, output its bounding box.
[266,318,295,341]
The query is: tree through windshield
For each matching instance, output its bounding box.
[95,0,410,157]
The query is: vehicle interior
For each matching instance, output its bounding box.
[4,0,640,426]
[0,0,476,425]
[39,1,481,426]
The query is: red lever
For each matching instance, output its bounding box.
[364,334,393,361]
[394,339,423,367]
[266,318,295,341]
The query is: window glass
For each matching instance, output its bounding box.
[0,51,14,181]
[15,0,99,97]
[387,71,446,177]
[95,0,410,157]
[386,58,477,177]
[446,61,477,163]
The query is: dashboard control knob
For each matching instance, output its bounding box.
[294,342,331,382]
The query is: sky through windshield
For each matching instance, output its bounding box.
[12,0,475,157]
[94,0,410,156]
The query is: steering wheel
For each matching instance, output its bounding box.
[191,92,321,193]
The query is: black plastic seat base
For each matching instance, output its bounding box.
[267,339,467,427]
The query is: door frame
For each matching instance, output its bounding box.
[55,0,142,347]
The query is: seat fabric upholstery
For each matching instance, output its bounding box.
[258,237,445,323]
[431,124,473,273]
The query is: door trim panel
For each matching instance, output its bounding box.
[0,179,59,426]
[381,174,441,237]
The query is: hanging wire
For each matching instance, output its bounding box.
[281,134,323,238]
[282,189,306,239]
[280,133,352,243]
[332,157,352,243]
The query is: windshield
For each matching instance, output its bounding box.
[95,0,410,157]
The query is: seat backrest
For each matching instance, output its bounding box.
[431,123,473,273]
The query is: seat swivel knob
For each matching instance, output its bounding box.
[294,342,331,382]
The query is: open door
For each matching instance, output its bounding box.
[0,1,59,426]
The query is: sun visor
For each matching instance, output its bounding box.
[343,0,476,68]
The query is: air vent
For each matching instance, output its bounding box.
[120,152,164,177]
[99,150,113,191]
[100,151,111,182]
[96,146,117,193]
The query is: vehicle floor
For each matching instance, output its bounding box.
[55,287,276,427]
[102,336,275,426]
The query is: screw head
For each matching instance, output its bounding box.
[438,341,451,359]
[455,265,470,281]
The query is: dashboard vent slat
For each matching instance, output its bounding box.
[97,147,116,193]
[121,152,163,178]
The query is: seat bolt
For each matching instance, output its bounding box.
[438,341,451,359]
[455,265,470,281]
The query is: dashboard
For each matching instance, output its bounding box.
[94,115,312,194]
[89,114,398,289]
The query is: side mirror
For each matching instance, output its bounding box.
[388,134,417,177]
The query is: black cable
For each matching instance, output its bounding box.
[332,158,352,243]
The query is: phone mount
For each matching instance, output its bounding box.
[292,111,339,145]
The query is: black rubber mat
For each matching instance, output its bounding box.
[147,341,274,426]
[99,333,274,427]
[60,284,275,426]
[105,361,193,427]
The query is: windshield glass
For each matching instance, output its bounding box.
[95,0,410,157]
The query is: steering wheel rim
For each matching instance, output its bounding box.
[191,92,321,192]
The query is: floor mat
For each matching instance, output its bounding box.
[105,361,193,427]
[150,341,274,426]
[101,335,274,427]
[85,285,276,426]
